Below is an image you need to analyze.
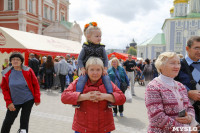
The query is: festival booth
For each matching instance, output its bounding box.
[0,26,82,81]
[108,52,137,61]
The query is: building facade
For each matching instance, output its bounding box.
[137,0,200,60]
[0,0,82,42]
[43,21,82,42]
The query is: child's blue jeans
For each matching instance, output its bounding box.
[76,75,113,93]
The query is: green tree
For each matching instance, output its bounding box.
[110,49,115,53]
[127,47,137,56]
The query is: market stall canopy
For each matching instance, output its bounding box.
[108,52,137,61]
[0,26,82,64]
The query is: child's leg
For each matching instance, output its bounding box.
[76,75,88,93]
[102,75,113,93]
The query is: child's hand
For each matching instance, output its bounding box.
[80,68,86,75]
[103,69,108,76]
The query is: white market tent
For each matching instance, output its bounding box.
[0,26,82,65]
[0,26,82,81]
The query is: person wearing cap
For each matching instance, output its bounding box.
[1,52,40,133]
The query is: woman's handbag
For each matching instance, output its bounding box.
[120,82,128,92]
[125,89,132,103]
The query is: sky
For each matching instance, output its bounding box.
[69,0,174,50]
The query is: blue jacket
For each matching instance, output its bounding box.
[108,66,129,90]
[175,58,196,91]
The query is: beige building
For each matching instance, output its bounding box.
[43,21,82,43]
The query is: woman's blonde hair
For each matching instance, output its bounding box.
[85,57,104,70]
[111,57,120,67]
[155,52,180,73]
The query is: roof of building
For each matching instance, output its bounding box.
[60,21,74,29]
[187,13,200,18]
[173,0,188,4]
[138,33,165,46]
[170,7,174,13]
[170,13,200,19]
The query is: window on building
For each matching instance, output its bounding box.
[191,31,196,36]
[8,0,13,10]
[156,52,160,58]
[50,9,53,21]
[185,7,187,14]
[29,0,33,13]
[180,6,183,16]
[178,21,181,26]
[44,6,48,19]
[176,32,181,44]
[61,14,65,21]
[28,0,36,14]
[199,21,200,28]
[192,20,195,26]
[141,53,143,58]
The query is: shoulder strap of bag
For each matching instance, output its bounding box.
[113,68,122,83]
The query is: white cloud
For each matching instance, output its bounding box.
[69,0,174,50]
[97,0,160,22]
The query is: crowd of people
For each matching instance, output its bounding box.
[1,21,200,133]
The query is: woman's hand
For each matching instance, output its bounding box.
[80,67,86,76]
[95,92,105,101]
[191,128,198,133]
[78,91,98,102]
[96,92,115,103]
[78,91,115,103]
[87,91,99,102]
[175,114,192,124]
[35,102,40,106]
[8,103,16,111]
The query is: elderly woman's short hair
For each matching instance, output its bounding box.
[42,56,46,59]
[155,52,180,73]
[111,57,120,67]
[85,57,104,70]
[9,52,24,64]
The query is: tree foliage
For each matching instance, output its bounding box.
[127,47,137,56]
[110,49,115,53]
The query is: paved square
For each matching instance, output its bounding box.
[0,83,148,133]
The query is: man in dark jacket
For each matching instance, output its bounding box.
[28,53,39,77]
[175,36,200,123]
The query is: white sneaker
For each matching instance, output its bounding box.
[20,129,26,133]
